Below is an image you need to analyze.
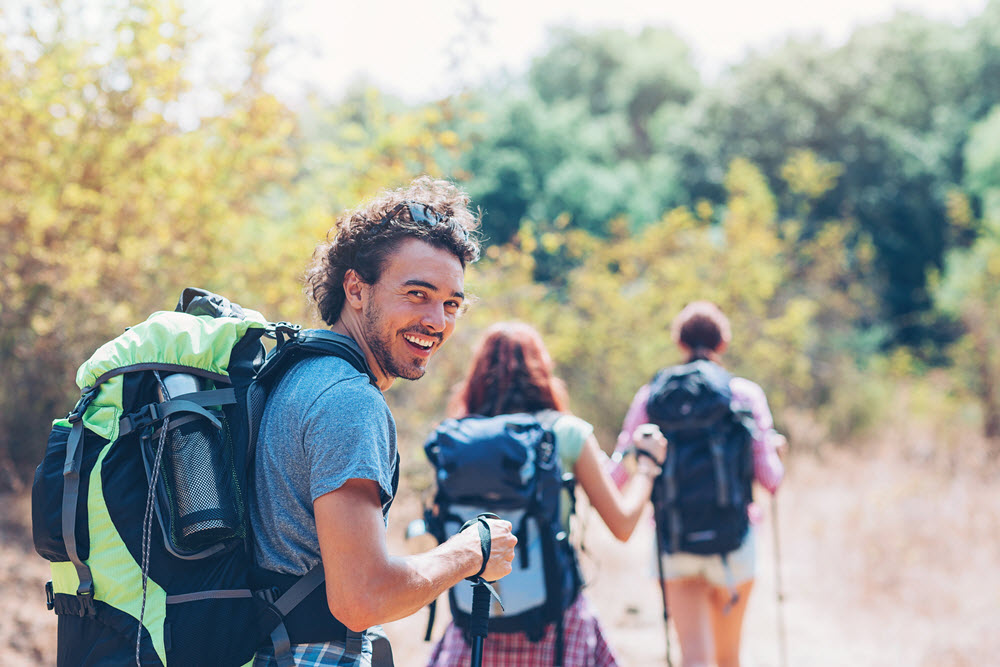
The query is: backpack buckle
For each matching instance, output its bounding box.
[122,402,164,433]
[267,322,301,347]
[68,386,100,423]
[76,581,96,617]
[45,581,54,610]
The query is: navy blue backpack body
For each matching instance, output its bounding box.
[422,410,581,652]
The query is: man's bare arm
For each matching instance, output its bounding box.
[314,478,516,632]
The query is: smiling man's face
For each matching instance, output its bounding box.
[361,237,466,382]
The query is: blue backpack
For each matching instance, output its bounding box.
[422,411,581,655]
[645,360,756,557]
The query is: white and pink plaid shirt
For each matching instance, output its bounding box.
[426,595,620,667]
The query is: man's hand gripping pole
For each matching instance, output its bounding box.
[460,513,504,667]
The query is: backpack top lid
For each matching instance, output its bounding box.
[71,309,267,442]
[424,411,560,509]
[646,359,735,431]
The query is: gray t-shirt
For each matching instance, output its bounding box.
[251,336,397,575]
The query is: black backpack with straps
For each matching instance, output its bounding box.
[31,288,376,666]
[645,359,756,557]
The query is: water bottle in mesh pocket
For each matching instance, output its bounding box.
[148,373,243,556]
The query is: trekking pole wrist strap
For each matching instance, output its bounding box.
[461,512,499,582]
[636,447,663,466]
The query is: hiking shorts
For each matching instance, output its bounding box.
[654,527,756,587]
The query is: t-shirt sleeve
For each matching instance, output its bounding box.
[606,385,651,488]
[301,374,397,510]
[552,414,594,471]
[615,385,651,456]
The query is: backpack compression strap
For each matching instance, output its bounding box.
[60,386,105,615]
[117,388,237,436]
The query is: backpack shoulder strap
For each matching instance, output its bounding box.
[256,328,377,387]
[533,408,564,432]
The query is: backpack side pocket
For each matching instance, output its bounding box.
[31,421,106,562]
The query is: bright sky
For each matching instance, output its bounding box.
[212,0,989,105]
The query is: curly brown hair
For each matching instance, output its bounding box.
[304,176,481,325]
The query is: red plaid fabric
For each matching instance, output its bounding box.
[426,595,620,667]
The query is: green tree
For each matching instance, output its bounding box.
[665,4,1000,346]
[934,105,1000,448]
[450,27,700,244]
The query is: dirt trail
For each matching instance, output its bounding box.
[383,448,999,666]
[4,446,996,666]
[383,469,874,667]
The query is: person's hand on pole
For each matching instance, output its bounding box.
[459,515,517,582]
[633,423,667,466]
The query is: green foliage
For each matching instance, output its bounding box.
[449,26,699,243]
[387,159,872,453]
[0,0,299,471]
[663,7,1000,345]
[933,106,1000,442]
[965,104,1000,219]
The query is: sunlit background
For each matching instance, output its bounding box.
[2,1,999,664]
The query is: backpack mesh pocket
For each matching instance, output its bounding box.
[142,409,246,557]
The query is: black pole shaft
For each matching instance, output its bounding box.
[653,516,674,667]
[470,636,485,667]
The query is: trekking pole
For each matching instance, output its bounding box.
[469,582,490,667]
[772,494,788,667]
[460,513,504,667]
[639,424,674,667]
[653,505,675,667]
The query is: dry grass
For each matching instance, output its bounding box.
[5,425,999,666]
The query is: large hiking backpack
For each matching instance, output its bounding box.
[31,288,375,666]
[422,411,581,651]
[645,360,756,557]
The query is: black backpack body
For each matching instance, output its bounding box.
[645,360,756,557]
[423,411,581,643]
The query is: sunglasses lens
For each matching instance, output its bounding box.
[408,203,439,226]
[379,201,467,240]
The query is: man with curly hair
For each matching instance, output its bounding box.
[250,177,517,666]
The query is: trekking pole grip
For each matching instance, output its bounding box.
[470,581,491,639]
[459,513,504,667]
[459,514,505,628]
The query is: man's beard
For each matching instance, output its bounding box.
[364,300,427,381]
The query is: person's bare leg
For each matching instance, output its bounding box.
[666,577,715,667]
[709,579,754,667]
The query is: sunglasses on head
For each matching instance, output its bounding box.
[380,201,469,240]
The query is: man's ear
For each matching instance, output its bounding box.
[342,269,367,312]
